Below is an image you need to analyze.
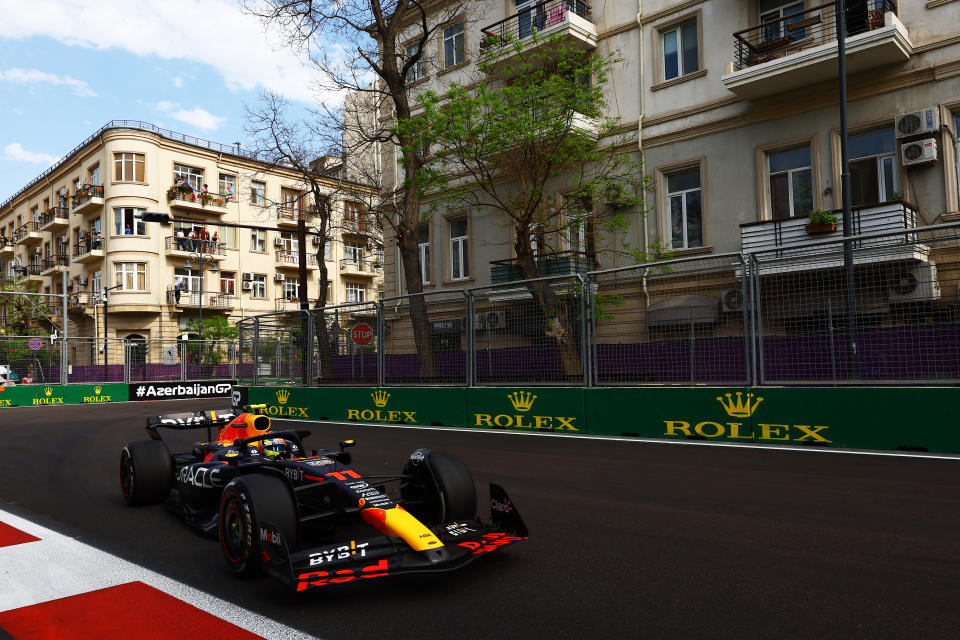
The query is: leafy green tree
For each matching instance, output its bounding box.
[184,316,239,365]
[413,36,652,377]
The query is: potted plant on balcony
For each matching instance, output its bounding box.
[804,209,839,234]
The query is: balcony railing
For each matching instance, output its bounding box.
[0,239,13,254]
[71,185,104,209]
[276,251,319,268]
[490,250,597,284]
[40,254,69,272]
[733,0,897,70]
[73,237,104,259]
[166,288,235,308]
[167,186,228,209]
[277,206,303,222]
[481,0,592,51]
[339,258,379,274]
[39,207,69,228]
[69,292,95,309]
[164,236,226,256]
[13,222,40,243]
[275,297,322,311]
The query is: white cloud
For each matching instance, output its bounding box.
[3,143,59,165]
[152,100,225,130]
[172,76,183,88]
[0,1,342,105]
[0,67,96,96]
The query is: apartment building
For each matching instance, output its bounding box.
[0,121,382,346]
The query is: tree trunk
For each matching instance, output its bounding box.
[398,222,436,380]
[313,255,333,382]
[514,228,583,380]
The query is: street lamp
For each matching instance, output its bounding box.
[183,249,218,341]
[101,283,123,379]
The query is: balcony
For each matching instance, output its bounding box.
[73,238,104,264]
[22,263,43,283]
[164,236,227,260]
[277,206,304,226]
[13,222,42,245]
[71,185,104,215]
[0,240,13,257]
[68,292,97,315]
[722,1,911,100]
[166,185,228,213]
[40,254,69,276]
[480,0,597,68]
[275,250,319,270]
[166,288,235,309]
[740,201,927,273]
[275,297,322,312]
[39,207,69,231]
[490,250,597,284]
[339,258,379,277]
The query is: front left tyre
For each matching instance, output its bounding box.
[120,440,173,506]
[218,474,298,577]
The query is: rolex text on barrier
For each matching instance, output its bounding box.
[129,380,233,401]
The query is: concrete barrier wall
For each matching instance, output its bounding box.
[0,384,127,407]
[240,385,960,454]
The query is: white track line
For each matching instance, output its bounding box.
[273,417,960,461]
[0,508,321,640]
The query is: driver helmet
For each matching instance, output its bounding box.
[262,438,298,460]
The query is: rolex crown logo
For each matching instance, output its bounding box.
[44,387,53,397]
[94,386,102,395]
[371,390,391,408]
[716,392,763,418]
[276,389,290,405]
[507,391,537,412]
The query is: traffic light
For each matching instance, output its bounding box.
[138,212,173,224]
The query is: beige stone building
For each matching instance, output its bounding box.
[0,121,382,348]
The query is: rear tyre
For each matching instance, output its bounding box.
[403,451,477,524]
[120,440,173,506]
[218,474,298,577]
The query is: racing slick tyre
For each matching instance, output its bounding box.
[403,451,477,525]
[218,474,298,577]
[120,440,173,506]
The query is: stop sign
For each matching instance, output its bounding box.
[351,323,374,346]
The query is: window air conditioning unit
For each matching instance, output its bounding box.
[474,310,508,330]
[889,262,941,303]
[273,237,284,247]
[895,108,939,139]
[241,272,252,280]
[241,281,253,291]
[312,236,323,246]
[721,289,744,313]
[901,138,938,166]
[79,277,89,286]
[274,273,285,282]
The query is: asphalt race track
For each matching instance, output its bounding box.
[1,400,959,639]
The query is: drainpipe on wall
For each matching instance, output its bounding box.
[636,1,650,309]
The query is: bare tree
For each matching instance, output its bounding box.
[242,0,483,380]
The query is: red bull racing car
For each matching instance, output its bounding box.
[119,405,527,591]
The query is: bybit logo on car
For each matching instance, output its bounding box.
[474,390,578,431]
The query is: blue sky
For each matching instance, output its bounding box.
[0,0,342,202]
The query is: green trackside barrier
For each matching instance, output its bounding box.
[246,386,467,427]
[585,387,960,453]
[0,383,128,407]
[465,387,586,433]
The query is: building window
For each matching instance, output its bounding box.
[406,41,426,83]
[114,153,144,182]
[220,271,236,296]
[219,173,236,200]
[251,274,266,298]
[114,262,146,291]
[251,180,266,206]
[174,267,202,292]
[113,207,146,235]
[563,196,594,254]
[344,200,364,223]
[326,280,333,302]
[91,270,101,294]
[955,114,960,204]
[251,229,266,252]
[174,163,204,192]
[768,145,813,219]
[218,225,237,250]
[344,241,365,265]
[279,231,299,254]
[418,224,431,284]
[90,165,100,186]
[280,187,303,216]
[759,1,806,43]
[667,167,703,249]
[449,218,469,280]
[661,20,698,81]
[345,282,366,303]
[323,241,331,261]
[283,279,299,300]
[849,128,897,206]
[443,23,465,68]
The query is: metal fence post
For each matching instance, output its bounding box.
[740,255,751,387]
[306,309,315,388]
[465,291,474,387]
[123,341,130,384]
[253,318,260,386]
[580,275,590,387]
[589,275,598,387]
[752,255,765,385]
[376,302,385,388]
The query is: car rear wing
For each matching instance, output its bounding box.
[145,408,236,441]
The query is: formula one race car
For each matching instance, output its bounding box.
[119,405,527,591]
